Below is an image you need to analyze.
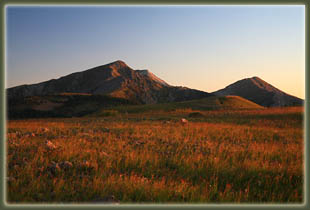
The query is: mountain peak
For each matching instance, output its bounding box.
[111,60,126,64]
[213,76,303,107]
[112,60,126,65]
[250,76,262,81]
[106,60,128,69]
[249,76,266,83]
[246,76,274,91]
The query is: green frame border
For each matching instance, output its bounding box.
[0,1,308,209]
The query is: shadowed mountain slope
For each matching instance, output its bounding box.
[213,77,303,107]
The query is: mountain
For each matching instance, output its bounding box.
[212,76,303,107]
[7,60,213,104]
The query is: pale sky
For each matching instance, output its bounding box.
[6,5,305,99]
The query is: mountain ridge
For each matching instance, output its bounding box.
[7,60,212,104]
[7,61,303,107]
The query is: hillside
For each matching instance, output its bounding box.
[213,77,303,107]
[95,95,264,116]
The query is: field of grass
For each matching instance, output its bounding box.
[6,106,304,204]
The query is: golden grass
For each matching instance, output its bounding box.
[6,107,304,203]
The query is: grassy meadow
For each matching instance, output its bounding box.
[6,106,304,204]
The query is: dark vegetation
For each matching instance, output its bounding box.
[8,94,136,119]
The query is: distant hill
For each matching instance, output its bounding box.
[213,77,303,107]
[7,60,212,104]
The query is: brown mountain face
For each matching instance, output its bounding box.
[7,60,212,104]
[212,76,303,107]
